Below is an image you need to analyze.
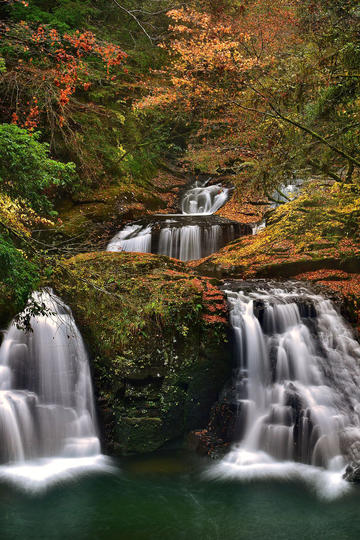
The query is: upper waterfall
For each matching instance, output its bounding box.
[208,282,360,498]
[106,177,245,261]
[181,180,230,215]
[0,290,111,490]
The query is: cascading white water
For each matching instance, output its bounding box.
[158,225,201,261]
[156,224,224,261]
[107,220,240,262]
[106,178,238,261]
[107,224,152,253]
[251,220,266,235]
[181,183,230,215]
[0,290,112,490]
[209,283,360,499]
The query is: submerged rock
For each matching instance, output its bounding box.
[51,252,231,455]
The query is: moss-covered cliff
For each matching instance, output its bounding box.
[51,251,231,454]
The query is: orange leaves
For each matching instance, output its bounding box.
[49,28,60,45]
[6,22,127,130]
[24,96,39,130]
[59,87,72,107]
[139,6,255,112]
[63,30,96,55]
[31,25,46,43]
[136,2,301,174]
[96,46,127,77]
[167,8,211,30]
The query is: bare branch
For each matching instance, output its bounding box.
[110,0,154,43]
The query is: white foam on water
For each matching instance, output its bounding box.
[205,450,350,501]
[0,455,115,493]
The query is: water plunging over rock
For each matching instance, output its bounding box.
[205,281,360,496]
[107,215,251,262]
[107,176,250,261]
[181,180,230,215]
[0,290,111,490]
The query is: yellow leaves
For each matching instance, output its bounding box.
[167,8,211,30]
[0,193,54,236]
[168,24,194,35]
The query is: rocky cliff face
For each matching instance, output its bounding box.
[51,252,232,454]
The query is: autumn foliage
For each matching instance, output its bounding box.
[2,20,127,130]
[137,2,300,175]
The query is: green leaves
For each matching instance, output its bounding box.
[0,232,39,310]
[0,123,76,214]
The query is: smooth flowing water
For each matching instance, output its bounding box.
[107,218,248,262]
[209,282,360,498]
[0,290,111,491]
[107,178,243,261]
[181,180,230,215]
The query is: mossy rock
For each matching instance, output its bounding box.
[56,182,166,245]
[50,252,231,454]
[194,181,360,280]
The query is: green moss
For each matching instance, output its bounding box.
[50,251,231,454]
[195,181,360,279]
[56,182,166,240]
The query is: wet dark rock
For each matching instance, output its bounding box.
[343,463,360,483]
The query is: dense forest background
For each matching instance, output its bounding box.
[0,0,359,321]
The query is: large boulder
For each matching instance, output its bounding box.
[51,252,231,454]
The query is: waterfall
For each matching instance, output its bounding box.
[107,224,152,253]
[251,220,266,235]
[107,219,248,262]
[181,183,230,215]
[107,177,244,261]
[157,224,224,261]
[158,225,201,261]
[108,223,222,261]
[208,282,360,498]
[0,290,111,490]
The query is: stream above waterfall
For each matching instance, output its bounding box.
[252,178,305,234]
[180,178,231,215]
